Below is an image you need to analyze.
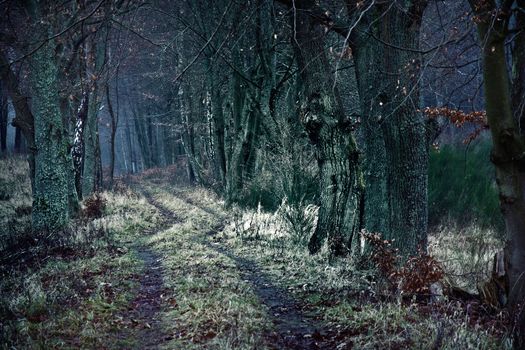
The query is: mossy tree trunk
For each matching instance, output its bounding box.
[224,53,246,203]
[178,82,202,185]
[224,1,273,205]
[208,64,227,188]
[82,84,101,196]
[289,0,363,256]
[30,35,70,233]
[468,0,525,347]
[82,34,107,197]
[350,0,429,256]
[106,83,118,187]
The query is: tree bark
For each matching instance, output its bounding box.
[106,83,117,186]
[290,0,363,256]
[30,34,70,233]
[351,0,429,255]
[72,91,89,198]
[468,0,525,346]
[208,65,227,187]
[0,51,35,184]
[178,82,201,184]
[82,84,101,196]
[0,81,8,153]
[82,33,107,197]
[14,126,23,152]
[512,5,525,134]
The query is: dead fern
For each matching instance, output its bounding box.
[361,230,444,295]
[81,193,107,221]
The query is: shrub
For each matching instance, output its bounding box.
[361,231,444,295]
[277,198,318,245]
[428,140,503,232]
[81,193,107,220]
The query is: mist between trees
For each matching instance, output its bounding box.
[1,0,524,347]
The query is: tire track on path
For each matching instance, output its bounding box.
[139,186,333,349]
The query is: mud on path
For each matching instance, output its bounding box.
[116,247,166,349]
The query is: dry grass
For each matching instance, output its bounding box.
[429,223,504,293]
[0,160,512,349]
[217,200,511,349]
[138,181,272,349]
[0,158,163,349]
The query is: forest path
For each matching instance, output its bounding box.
[116,247,167,349]
[204,240,327,349]
[133,182,334,349]
[114,187,181,349]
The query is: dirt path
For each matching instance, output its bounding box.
[123,247,166,349]
[115,188,181,349]
[143,191,344,349]
[137,187,333,349]
[205,240,325,349]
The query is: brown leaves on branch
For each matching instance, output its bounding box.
[422,107,489,144]
[361,230,444,295]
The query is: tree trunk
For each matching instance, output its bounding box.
[209,66,227,187]
[72,91,89,198]
[178,82,201,184]
[30,35,70,233]
[0,51,35,185]
[226,90,261,204]
[468,0,525,346]
[0,81,7,153]
[82,29,107,197]
[14,127,23,152]
[225,51,246,203]
[106,83,117,186]
[82,86,101,196]
[512,6,525,134]
[352,1,429,255]
[290,0,363,256]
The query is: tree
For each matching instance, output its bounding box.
[0,81,7,153]
[279,0,430,256]
[467,0,525,346]
[0,51,36,184]
[285,0,364,256]
[27,3,70,233]
[349,0,430,255]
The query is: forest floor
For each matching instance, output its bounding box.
[0,160,512,349]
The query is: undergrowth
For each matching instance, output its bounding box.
[428,140,503,232]
[0,159,511,349]
[0,158,162,348]
[218,199,510,349]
